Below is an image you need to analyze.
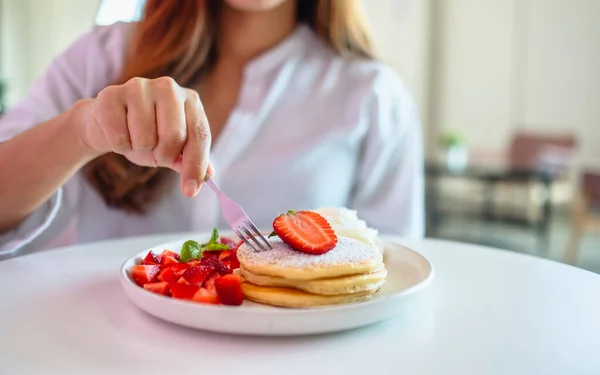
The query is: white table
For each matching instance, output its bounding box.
[1,234,599,375]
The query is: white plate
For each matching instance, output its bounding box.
[119,233,434,336]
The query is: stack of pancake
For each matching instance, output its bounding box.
[237,237,387,308]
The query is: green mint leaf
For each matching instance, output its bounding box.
[205,243,230,251]
[268,231,278,238]
[209,228,219,244]
[180,240,202,262]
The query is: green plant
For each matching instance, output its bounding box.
[441,131,465,148]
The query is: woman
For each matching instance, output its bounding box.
[0,0,423,258]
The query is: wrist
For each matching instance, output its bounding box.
[64,99,105,161]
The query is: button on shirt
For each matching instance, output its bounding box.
[0,23,424,258]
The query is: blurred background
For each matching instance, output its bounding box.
[0,0,599,271]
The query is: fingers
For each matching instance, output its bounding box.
[92,77,213,199]
[152,77,187,168]
[206,162,216,178]
[169,158,214,177]
[124,78,158,153]
[179,91,212,197]
[93,85,131,153]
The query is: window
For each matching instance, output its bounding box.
[95,0,144,25]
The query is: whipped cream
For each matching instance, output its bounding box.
[313,207,384,253]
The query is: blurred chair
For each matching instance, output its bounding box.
[426,130,578,249]
[564,170,600,264]
[430,131,578,218]
[507,132,577,171]
[492,131,577,221]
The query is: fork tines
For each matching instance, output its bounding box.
[234,220,273,252]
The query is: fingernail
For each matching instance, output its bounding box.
[184,179,199,197]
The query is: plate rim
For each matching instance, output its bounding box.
[119,232,435,314]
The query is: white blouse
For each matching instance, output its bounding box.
[0,23,424,259]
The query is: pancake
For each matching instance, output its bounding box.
[237,237,383,280]
[240,267,387,295]
[241,282,379,308]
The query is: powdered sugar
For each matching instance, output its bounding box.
[237,237,382,271]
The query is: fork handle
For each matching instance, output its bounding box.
[204,175,219,195]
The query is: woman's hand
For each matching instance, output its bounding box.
[75,76,212,197]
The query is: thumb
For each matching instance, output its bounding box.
[206,162,215,178]
[178,160,216,198]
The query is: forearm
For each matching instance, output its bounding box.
[0,100,101,232]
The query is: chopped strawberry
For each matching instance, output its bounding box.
[216,261,232,275]
[202,252,219,260]
[142,251,160,265]
[130,232,251,306]
[218,250,235,261]
[218,249,240,270]
[181,265,213,286]
[143,281,170,296]
[272,210,338,254]
[161,263,190,276]
[164,262,190,275]
[204,273,220,292]
[200,255,217,267]
[160,255,179,267]
[215,274,244,306]
[131,265,160,286]
[157,267,178,284]
[158,250,180,261]
[229,256,240,270]
[171,283,199,300]
[192,288,220,305]
[201,256,232,275]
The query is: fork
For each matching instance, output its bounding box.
[204,176,273,252]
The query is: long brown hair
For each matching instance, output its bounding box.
[86,0,375,213]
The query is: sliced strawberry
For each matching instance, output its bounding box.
[215,274,244,306]
[171,283,199,300]
[201,256,232,275]
[272,210,337,254]
[160,255,179,267]
[143,281,170,296]
[131,265,160,286]
[158,250,180,261]
[157,267,178,284]
[192,288,220,305]
[142,251,160,265]
[181,264,213,286]
[176,277,190,285]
